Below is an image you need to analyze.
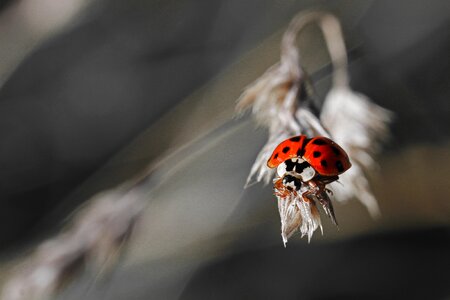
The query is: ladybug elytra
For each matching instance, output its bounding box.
[267,135,351,177]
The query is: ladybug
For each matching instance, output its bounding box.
[268,135,351,227]
[267,135,351,177]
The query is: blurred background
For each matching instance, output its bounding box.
[0,0,449,299]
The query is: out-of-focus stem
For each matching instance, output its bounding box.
[281,11,349,88]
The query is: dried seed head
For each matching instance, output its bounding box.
[321,87,392,216]
[275,181,322,245]
[236,10,392,243]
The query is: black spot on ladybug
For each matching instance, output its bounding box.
[296,138,309,157]
[289,136,301,142]
[282,146,290,154]
[283,175,293,182]
[336,160,344,172]
[331,146,340,156]
[320,160,328,167]
[294,161,310,173]
[283,174,302,190]
[274,153,279,159]
[312,139,327,145]
[294,179,302,190]
[285,159,296,171]
[313,151,321,158]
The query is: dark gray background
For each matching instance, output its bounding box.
[0,0,449,299]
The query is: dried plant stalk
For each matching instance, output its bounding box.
[318,13,393,216]
[236,10,392,243]
[2,189,145,300]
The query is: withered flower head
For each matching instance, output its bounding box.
[236,10,392,243]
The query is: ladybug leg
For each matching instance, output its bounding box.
[273,177,284,190]
[301,184,317,199]
[273,177,290,198]
[302,179,326,197]
[314,175,338,197]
